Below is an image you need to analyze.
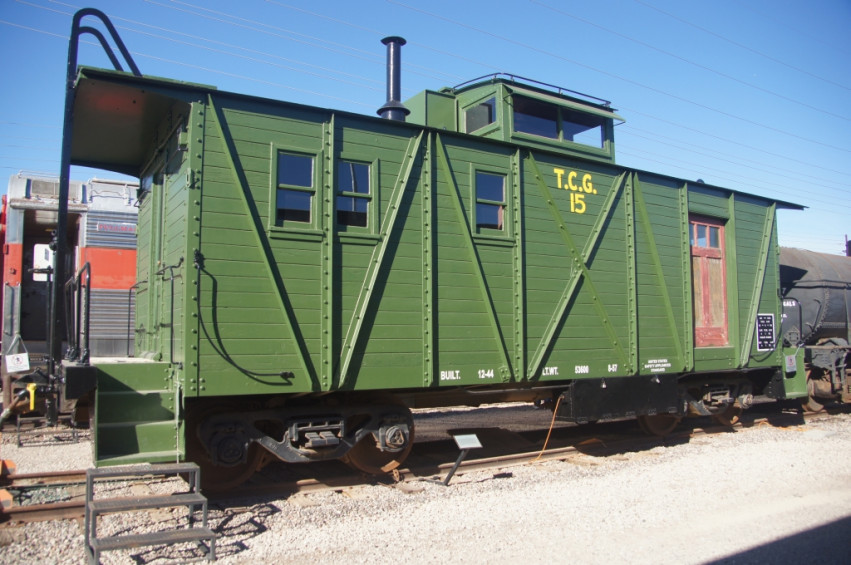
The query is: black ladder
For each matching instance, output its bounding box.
[84,463,216,564]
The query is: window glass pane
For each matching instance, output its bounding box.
[513,96,558,139]
[563,109,604,148]
[696,224,707,247]
[337,161,370,227]
[276,189,311,223]
[466,97,496,133]
[476,202,504,231]
[339,162,370,195]
[337,196,368,227]
[476,172,504,202]
[709,226,720,248]
[278,153,313,187]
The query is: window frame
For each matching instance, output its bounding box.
[335,157,379,235]
[471,167,511,240]
[269,145,322,235]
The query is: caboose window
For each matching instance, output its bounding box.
[465,97,496,133]
[475,171,506,231]
[562,109,604,148]
[275,152,314,225]
[337,161,371,228]
[513,96,558,139]
[512,95,606,149]
[690,216,728,347]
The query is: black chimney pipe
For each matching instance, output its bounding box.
[377,36,409,121]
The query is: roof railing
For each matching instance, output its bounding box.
[451,73,613,108]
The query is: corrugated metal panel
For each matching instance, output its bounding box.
[85,211,138,249]
[90,288,135,338]
[89,288,135,356]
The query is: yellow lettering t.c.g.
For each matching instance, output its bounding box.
[552,167,596,201]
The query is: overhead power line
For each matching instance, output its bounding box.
[4,0,847,209]
[618,126,849,195]
[387,0,850,156]
[532,0,851,122]
[633,0,851,93]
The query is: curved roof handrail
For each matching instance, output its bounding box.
[451,73,612,107]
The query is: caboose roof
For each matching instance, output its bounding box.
[68,67,803,211]
[71,67,214,176]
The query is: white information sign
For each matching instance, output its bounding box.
[5,353,30,373]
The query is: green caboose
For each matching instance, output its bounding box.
[67,41,803,488]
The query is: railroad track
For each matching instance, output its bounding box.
[221,403,820,500]
[1,403,844,524]
[0,470,88,524]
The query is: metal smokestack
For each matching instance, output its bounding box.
[377,36,409,121]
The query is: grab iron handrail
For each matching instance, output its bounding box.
[64,262,91,364]
[51,8,141,376]
[127,279,147,357]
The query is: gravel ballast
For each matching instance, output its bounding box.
[1,410,850,564]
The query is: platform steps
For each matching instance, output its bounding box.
[84,463,216,564]
[94,361,182,465]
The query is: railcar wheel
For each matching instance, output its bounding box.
[341,399,415,475]
[711,403,743,427]
[342,432,414,475]
[185,402,265,492]
[801,374,826,412]
[801,396,825,412]
[637,414,680,436]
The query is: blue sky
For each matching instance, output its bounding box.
[1,0,848,254]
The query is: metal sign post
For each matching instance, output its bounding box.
[442,433,482,486]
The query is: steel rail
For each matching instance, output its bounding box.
[1,500,85,524]
[1,469,87,488]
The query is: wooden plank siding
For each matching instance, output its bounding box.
[122,89,787,398]
[633,174,689,373]
[733,195,781,369]
[196,99,323,395]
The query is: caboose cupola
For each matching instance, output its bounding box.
[405,74,624,163]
